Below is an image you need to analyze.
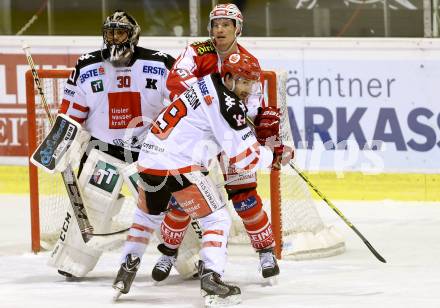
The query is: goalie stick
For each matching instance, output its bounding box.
[23,44,93,243]
[247,116,387,263]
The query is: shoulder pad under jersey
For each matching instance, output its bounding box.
[190,39,216,56]
[135,47,176,70]
[67,50,102,86]
[210,74,248,131]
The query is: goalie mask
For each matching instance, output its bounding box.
[102,10,140,67]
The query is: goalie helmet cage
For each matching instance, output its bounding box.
[26,69,345,259]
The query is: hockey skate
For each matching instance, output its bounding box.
[112,254,140,301]
[199,261,241,307]
[152,244,177,282]
[258,248,280,284]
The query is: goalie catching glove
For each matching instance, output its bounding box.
[254,106,294,169]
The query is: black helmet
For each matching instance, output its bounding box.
[102,10,140,66]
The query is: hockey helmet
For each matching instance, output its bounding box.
[208,3,243,37]
[221,53,260,81]
[102,10,140,66]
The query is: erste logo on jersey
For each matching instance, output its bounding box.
[197,79,214,105]
[80,66,105,84]
[143,65,166,76]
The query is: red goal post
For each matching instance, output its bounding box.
[26,68,345,260]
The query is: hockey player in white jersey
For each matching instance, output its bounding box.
[151,3,294,282]
[41,10,175,279]
[112,53,292,306]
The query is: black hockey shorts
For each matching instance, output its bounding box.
[138,173,193,215]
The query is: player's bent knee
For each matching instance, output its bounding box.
[198,207,231,237]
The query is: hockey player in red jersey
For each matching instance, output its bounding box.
[151,3,293,282]
[43,10,175,279]
[113,52,290,306]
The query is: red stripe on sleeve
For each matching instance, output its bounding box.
[58,99,70,114]
[69,115,86,124]
[72,102,89,112]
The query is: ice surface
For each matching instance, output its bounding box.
[1,195,439,308]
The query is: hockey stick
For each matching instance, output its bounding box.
[287,162,386,263]
[23,44,94,242]
[246,116,386,263]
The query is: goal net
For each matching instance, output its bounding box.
[26,69,345,259]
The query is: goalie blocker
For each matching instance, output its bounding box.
[31,114,90,173]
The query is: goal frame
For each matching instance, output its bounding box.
[26,69,73,253]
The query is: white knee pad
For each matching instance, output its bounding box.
[198,207,231,276]
[120,208,164,264]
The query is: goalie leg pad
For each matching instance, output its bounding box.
[173,223,201,279]
[119,161,141,200]
[78,149,126,234]
[48,211,102,278]
[231,189,275,251]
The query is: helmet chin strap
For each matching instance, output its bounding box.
[211,26,240,57]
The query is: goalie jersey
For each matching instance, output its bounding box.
[59,47,175,152]
[138,73,273,175]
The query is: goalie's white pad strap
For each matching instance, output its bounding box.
[174,221,202,279]
[119,162,140,200]
[31,114,90,173]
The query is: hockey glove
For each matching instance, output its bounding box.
[253,106,281,145]
[272,144,295,170]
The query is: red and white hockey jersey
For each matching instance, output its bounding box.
[59,47,175,151]
[166,39,265,119]
[138,73,273,175]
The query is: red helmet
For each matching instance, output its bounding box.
[221,53,261,81]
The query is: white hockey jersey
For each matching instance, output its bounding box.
[138,73,273,175]
[60,47,174,152]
